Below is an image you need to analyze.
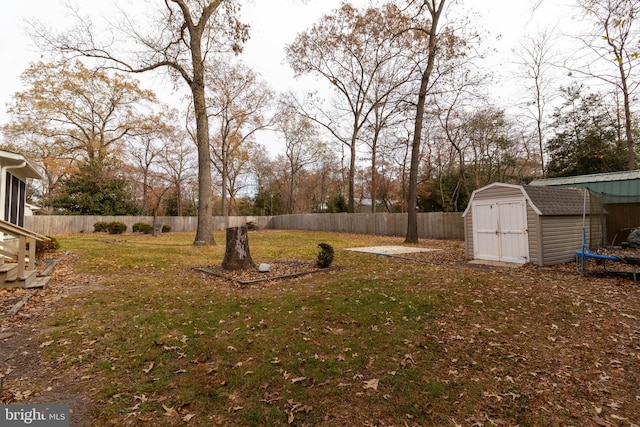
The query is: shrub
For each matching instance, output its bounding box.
[316,243,334,268]
[132,222,153,234]
[106,221,127,234]
[94,222,109,232]
[35,236,60,255]
[161,224,171,233]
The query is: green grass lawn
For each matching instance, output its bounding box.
[30,230,640,426]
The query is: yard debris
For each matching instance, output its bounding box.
[363,378,379,391]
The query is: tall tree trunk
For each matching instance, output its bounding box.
[288,165,296,214]
[191,77,215,245]
[618,65,636,169]
[406,0,445,244]
[371,129,379,214]
[348,137,357,213]
[176,185,183,216]
[189,10,216,246]
[221,157,228,218]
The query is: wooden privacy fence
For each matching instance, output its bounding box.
[25,212,464,240]
[268,213,464,240]
[24,216,272,236]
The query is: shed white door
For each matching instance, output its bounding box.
[472,199,529,264]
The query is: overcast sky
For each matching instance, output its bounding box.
[0,0,574,146]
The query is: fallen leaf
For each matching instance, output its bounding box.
[143,362,154,373]
[363,378,379,390]
[182,413,196,423]
[291,376,307,384]
[162,404,179,417]
[607,401,622,409]
[13,390,33,401]
[261,391,281,405]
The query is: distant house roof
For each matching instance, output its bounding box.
[25,203,49,215]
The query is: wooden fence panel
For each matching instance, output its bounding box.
[24,216,271,236]
[265,212,462,240]
[25,213,464,240]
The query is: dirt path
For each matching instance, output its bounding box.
[0,252,100,426]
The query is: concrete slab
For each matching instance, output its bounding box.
[468,260,522,268]
[345,246,442,255]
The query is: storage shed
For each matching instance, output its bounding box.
[462,183,589,266]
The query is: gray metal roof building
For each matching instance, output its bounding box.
[529,170,640,196]
[530,170,640,247]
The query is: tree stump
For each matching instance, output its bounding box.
[221,226,256,271]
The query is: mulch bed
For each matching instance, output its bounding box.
[194,259,336,285]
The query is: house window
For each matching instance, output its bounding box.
[4,172,26,227]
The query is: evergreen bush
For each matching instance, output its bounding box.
[133,222,153,234]
[316,243,334,268]
[107,221,127,234]
[94,222,109,232]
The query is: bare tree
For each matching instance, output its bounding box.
[206,60,274,219]
[430,37,489,211]
[571,0,640,169]
[361,57,415,213]
[130,133,163,214]
[32,0,249,245]
[286,3,418,213]
[159,129,198,216]
[517,28,559,176]
[404,0,447,243]
[275,100,324,213]
[5,60,157,164]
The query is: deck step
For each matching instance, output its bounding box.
[0,263,17,282]
[1,269,37,288]
[25,276,50,289]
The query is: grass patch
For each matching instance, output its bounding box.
[28,230,640,426]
